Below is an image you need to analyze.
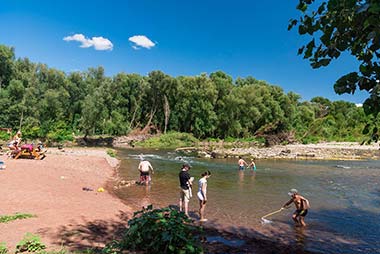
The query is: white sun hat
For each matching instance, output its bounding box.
[288,188,298,196]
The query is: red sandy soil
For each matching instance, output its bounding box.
[0,148,132,251]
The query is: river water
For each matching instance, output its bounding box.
[114,148,380,254]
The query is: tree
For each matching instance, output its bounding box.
[0,45,15,89]
[289,0,380,141]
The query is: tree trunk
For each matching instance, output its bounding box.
[142,107,156,133]
[163,95,170,134]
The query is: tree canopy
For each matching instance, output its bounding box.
[0,44,370,144]
[289,0,380,141]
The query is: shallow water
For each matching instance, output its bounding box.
[114,149,380,254]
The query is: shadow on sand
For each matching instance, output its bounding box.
[45,206,380,254]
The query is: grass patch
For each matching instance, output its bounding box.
[106,148,117,158]
[137,132,199,149]
[0,213,36,224]
[0,242,8,254]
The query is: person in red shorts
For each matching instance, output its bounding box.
[138,155,154,186]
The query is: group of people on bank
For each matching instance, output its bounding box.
[137,155,310,226]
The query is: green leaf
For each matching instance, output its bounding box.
[297,2,308,12]
[297,46,305,55]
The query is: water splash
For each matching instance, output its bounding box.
[261,218,272,224]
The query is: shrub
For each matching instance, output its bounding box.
[104,205,203,254]
[0,131,11,141]
[301,135,320,144]
[106,149,117,158]
[0,242,8,254]
[137,132,199,149]
[16,233,46,253]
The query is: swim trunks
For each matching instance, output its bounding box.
[295,209,308,217]
[140,171,150,183]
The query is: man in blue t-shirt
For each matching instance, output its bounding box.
[179,163,193,216]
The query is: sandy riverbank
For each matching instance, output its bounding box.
[0,148,132,251]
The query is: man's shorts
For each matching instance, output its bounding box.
[180,188,191,202]
[140,171,150,183]
[295,209,308,217]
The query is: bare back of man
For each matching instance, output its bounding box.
[138,160,154,185]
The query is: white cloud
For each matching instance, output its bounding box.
[356,103,363,107]
[63,33,113,51]
[128,35,155,49]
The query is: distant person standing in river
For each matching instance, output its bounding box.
[138,155,154,186]
[283,189,310,227]
[249,159,256,172]
[197,171,211,222]
[238,156,248,170]
[179,163,194,217]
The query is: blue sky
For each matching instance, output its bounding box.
[0,0,368,103]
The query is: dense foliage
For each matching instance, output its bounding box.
[137,131,199,149]
[0,44,370,143]
[289,0,380,142]
[103,205,203,254]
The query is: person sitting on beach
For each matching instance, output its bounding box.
[249,158,256,171]
[8,131,22,151]
[179,163,193,216]
[197,170,211,222]
[238,156,248,170]
[138,156,154,186]
[283,189,310,227]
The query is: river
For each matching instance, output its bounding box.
[114,148,380,254]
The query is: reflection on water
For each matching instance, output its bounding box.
[114,149,380,254]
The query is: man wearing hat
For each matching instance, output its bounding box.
[179,163,194,216]
[283,188,310,227]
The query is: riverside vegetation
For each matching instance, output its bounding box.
[1,207,203,254]
[0,44,377,147]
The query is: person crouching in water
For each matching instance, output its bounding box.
[283,189,310,227]
[197,171,211,222]
[138,156,154,186]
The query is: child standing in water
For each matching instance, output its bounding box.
[249,159,256,171]
[197,171,211,222]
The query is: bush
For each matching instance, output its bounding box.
[301,135,320,144]
[0,242,8,254]
[137,132,199,149]
[16,233,46,253]
[0,131,11,142]
[106,149,117,158]
[103,205,203,254]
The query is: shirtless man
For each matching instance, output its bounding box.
[238,156,248,170]
[138,156,154,186]
[283,189,310,227]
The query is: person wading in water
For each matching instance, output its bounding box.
[283,189,310,227]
